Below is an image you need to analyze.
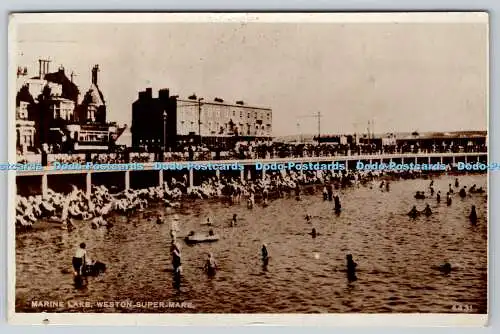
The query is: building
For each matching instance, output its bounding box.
[132,89,273,152]
[176,96,272,141]
[15,88,36,154]
[15,59,117,153]
[131,88,177,151]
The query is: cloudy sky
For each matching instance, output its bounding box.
[13,14,488,136]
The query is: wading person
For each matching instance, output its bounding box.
[262,244,269,267]
[171,241,182,272]
[334,195,342,213]
[73,242,87,276]
[204,253,217,277]
[346,254,357,282]
[469,205,478,225]
[408,205,419,219]
[423,204,432,217]
[459,186,467,198]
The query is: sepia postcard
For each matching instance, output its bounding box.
[7,12,489,326]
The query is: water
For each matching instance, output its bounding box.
[15,174,487,313]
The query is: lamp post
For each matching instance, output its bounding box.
[198,97,204,145]
[163,110,167,154]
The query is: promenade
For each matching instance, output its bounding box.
[15,151,487,197]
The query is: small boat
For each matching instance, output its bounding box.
[184,233,219,244]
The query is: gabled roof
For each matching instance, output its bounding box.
[33,68,79,102]
[82,83,105,107]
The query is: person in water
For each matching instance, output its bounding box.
[305,214,312,224]
[262,244,269,266]
[346,254,357,282]
[204,253,217,276]
[327,184,333,201]
[423,204,432,217]
[231,214,237,227]
[309,228,318,238]
[385,181,390,192]
[446,192,452,206]
[334,195,342,213]
[203,217,212,226]
[455,178,459,188]
[448,184,454,194]
[432,262,452,275]
[408,205,419,218]
[436,191,441,203]
[72,242,87,276]
[323,186,328,201]
[262,188,269,206]
[459,186,467,198]
[469,205,478,225]
[171,241,182,272]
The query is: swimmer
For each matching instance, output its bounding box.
[469,205,478,225]
[422,204,432,217]
[432,262,452,275]
[459,186,467,198]
[408,205,419,218]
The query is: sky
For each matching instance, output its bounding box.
[13,16,488,136]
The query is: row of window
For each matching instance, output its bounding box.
[178,107,271,121]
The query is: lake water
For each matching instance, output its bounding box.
[15,173,487,313]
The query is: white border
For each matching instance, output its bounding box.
[9,12,488,24]
[7,12,489,327]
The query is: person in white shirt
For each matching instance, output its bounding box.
[72,243,87,276]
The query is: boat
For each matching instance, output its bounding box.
[184,233,219,244]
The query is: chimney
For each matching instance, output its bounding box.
[145,88,153,99]
[159,88,170,101]
[38,59,51,79]
[91,64,99,85]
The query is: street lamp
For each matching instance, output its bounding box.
[198,97,204,145]
[163,110,167,153]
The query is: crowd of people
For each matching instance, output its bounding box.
[17,140,487,164]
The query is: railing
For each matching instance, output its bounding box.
[15,147,487,164]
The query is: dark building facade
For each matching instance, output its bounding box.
[132,88,273,152]
[132,88,177,152]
